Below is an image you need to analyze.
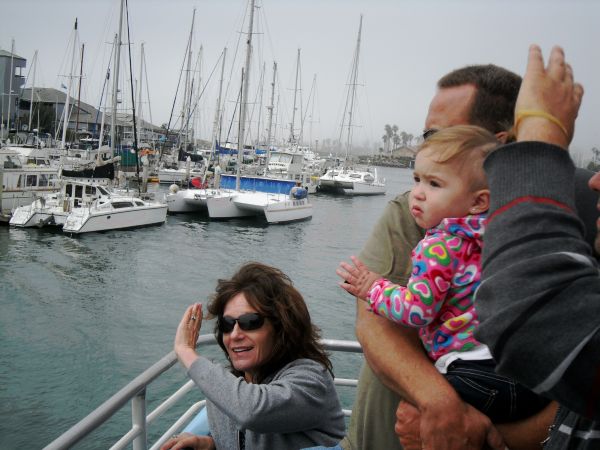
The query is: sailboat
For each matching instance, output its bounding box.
[11,2,167,233]
[319,15,385,196]
[173,0,312,224]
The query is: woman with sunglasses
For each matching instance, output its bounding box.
[163,262,345,450]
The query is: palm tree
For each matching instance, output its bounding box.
[384,124,393,153]
[392,134,400,151]
[400,131,408,147]
[392,125,398,150]
[382,134,390,153]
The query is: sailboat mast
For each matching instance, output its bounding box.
[137,42,144,141]
[194,45,203,145]
[182,9,195,150]
[28,50,38,132]
[110,0,124,158]
[61,19,78,149]
[236,0,256,191]
[210,48,227,158]
[75,43,85,139]
[256,62,265,148]
[289,48,300,145]
[265,61,277,167]
[7,39,15,135]
[345,15,362,158]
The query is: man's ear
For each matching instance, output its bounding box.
[495,130,509,144]
[470,189,490,214]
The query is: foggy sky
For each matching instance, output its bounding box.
[3,0,599,162]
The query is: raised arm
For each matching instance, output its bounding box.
[477,45,600,419]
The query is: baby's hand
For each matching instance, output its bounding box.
[336,256,381,301]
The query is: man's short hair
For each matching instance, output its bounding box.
[438,65,522,134]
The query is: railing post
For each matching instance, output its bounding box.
[132,388,147,450]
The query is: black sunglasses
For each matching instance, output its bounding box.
[422,128,438,140]
[219,313,266,333]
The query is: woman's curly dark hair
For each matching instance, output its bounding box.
[206,262,333,383]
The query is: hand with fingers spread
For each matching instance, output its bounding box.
[174,303,203,369]
[515,44,584,148]
[336,255,381,302]
[161,432,215,450]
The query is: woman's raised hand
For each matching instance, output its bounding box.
[174,303,203,369]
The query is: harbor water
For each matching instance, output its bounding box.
[0,166,413,448]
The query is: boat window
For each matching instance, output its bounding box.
[38,174,49,187]
[75,185,83,199]
[349,174,362,179]
[4,156,22,169]
[98,186,109,195]
[49,175,58,186]
[65,184,73,197]
[112,201,134,209]
[85,186,95,196]
[26,175,37,186]
[134,201,144,206]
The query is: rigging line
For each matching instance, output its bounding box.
[143,48,153,130]
[300,74,316,145]
[125,0,140,179]
[245,62,265,146]
[54,26,75,93]
[182,51,224,138]
[159,18,193,162]
[222,3,246,132]
[225,78,243,146]
[94,42,114,128]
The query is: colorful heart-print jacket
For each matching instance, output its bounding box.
[367,214,486,361]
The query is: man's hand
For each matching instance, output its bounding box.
[395,399,506,450]
[515,44,584,148]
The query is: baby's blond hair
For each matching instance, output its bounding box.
[419,125,498,190]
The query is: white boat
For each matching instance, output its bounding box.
[185,2,312,225]
[266,148,320,193]
[319,166,386,196]
[9,178,113,228]
[206,189,312,224]
[319,16,386,197]
[166,183,218,213]
[158,165,205,184]
[62,192,167,234]
[0,147,60,220]
[10,160,167,233]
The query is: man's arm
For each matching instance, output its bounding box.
[478,45,600,420]
[357,194,504,449]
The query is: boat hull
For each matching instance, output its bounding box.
[166,189,212,213]
[264,198,313,223]
[63,204,167,234]
[206,191,255,219]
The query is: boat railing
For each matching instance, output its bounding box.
[43,335,362,450]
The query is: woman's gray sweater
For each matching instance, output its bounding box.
[188,356,345,450]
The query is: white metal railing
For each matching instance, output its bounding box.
[43,336,362,450]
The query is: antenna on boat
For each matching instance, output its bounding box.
[124,0,142,191]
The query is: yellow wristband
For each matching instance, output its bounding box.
[514,109,569,139]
